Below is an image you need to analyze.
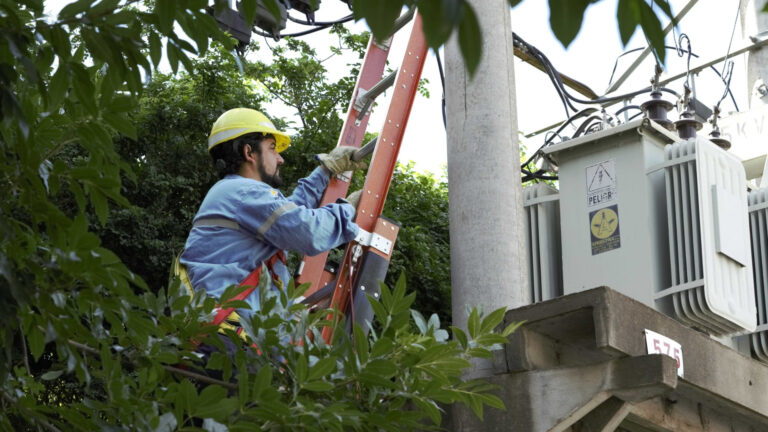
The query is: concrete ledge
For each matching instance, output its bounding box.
[487,287,768,430]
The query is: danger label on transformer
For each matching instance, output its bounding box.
[590,204,621,255]
[586,159,617,207]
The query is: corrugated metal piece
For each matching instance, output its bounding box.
[523,183,563,303]
[660,136,756,335]
[748,188,768,363]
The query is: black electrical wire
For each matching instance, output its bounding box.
[252,14,354,39]
[572,115,603,138]
[608,45,739,112]
[517,36,578,114]
[614,104,642,117]
[287,13,354,26]
[519,107,598,171]
[515,33,683,107]
[435,49,446,128]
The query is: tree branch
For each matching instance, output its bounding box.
[66,339,238,391]
[0,391,64,432]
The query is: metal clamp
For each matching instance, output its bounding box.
[353,228,393,255]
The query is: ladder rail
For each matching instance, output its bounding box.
[322,13,428,343]
[296,30,392,295]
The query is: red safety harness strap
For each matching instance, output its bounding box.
[211,250,286,327]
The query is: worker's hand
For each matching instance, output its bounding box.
[346,190,362,209]
[316,146,367,175]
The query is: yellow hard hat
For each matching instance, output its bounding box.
[208,108,290,153]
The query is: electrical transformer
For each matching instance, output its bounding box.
[543,118,677,307]
[542,118,756,335]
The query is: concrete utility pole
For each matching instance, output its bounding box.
[445,0,529,351]
[742,0,768,186]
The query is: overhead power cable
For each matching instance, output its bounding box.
[608,45,739,112]
[287,13,354,26]
[253,14,354,39]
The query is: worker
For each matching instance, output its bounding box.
[180,108,367,325]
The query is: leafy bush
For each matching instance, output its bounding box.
[4,270,518,430]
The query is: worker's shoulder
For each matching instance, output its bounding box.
[214,176,282,199]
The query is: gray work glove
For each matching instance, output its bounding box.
[346,190,362,210]
[316,146,368,175]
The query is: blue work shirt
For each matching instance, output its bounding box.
[180,166,358,318]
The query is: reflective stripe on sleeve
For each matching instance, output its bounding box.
[193,217,240,230]
[257,202,298,238]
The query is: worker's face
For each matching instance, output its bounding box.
[254,137,284,188]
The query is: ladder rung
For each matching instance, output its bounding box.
[352,137,378,162]
[374,8,416,50]
[391,8,415,36]
[354,69,398,116]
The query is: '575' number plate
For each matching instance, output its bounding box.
[644,329,684,377]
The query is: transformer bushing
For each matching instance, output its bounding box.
[675,110,702,140]
[640,90,675,131]
[708,127,731,150]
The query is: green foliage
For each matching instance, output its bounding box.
[380,164,451,324]
[350,0,675,74]
[1,0,471,427]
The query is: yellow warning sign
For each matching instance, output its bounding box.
[590,204,621,255]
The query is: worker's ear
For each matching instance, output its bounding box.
[243,143,257,163]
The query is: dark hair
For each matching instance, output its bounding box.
[210,132,268,178]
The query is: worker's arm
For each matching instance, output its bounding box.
[286,166,330,209]
[238,184,358,256]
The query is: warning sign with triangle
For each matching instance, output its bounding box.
[585,159,617,208]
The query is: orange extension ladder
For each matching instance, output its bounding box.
[296,10,428,342]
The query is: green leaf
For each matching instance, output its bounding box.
[48,64,68,109]
[458,4,482,77]
[81,28,114,64]
[639,0,666,64]
[260,0,283,24]
[197,389,238,420]
[467,307,480,339]
[307,356,337,381]
[58,0,94,19]
[450,326,468,348]
[371,336,393,358]
[353,324,369,364]
[302,380,334,392]
[363,358,397,378]
[616,0,641,46]
[90,189,109,225]
[240,0,257,26]
[467,347,492,359]
[166,41,180,75]
[155,0,175,34]
[148,32,163,68]
[480,307,506,333]
[367,293,388,322]
[502,320,524,337]
[353,0,404,42]
[296,353,308,383]
[195,398,238,421]
[48,26,71,59]
[40,370,64,380]
[70,63,97,115]
[28,328,44,361]
[477,393,506,411]
[253,365,272,399]
[418,0,457,49]
[102,112,137,140]
[547,0,591,48]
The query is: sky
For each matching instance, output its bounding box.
[276,0,757,176]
